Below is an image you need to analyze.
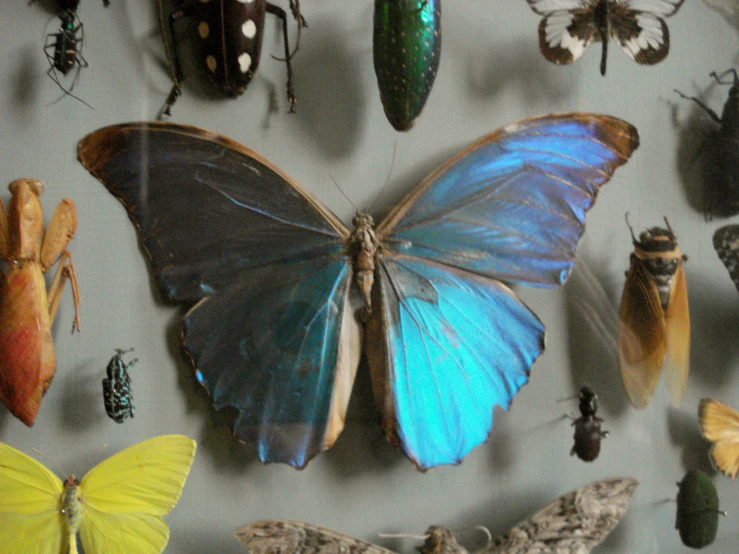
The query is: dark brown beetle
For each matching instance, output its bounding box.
[570,386,609,462]
[159,0,305,117]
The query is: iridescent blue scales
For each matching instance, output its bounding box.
[79,115,638,469]
[102,348,137,423]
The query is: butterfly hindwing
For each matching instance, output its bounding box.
[0,442,65,554]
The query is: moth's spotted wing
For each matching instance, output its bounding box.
[714,225,739,291]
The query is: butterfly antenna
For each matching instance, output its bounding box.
[367,142,398,215]
[329,174,357,213]
[32,448,68,478]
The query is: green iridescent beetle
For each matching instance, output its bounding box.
[676,470,726,549]
[373,0,440,131]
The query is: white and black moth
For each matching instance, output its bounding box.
[236,477,638,554]
[102,348,137,423]
[714,225,739,291]
[525,0,684,75]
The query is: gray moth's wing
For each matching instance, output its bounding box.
[484,477,638,554]
[236,521,396,554]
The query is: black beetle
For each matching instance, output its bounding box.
[675,69,739,217]
[570,386,609,462]
[676,470,726,549]
[102,348,137,423]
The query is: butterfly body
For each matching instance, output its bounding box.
[79,115,638,470]
[570,386,608,462]
[102,348,137,423]
[373,0,441,130]
[618,218,689,408]
[0,179,80,426]
[0,435,196,553]
[160,0,304,116]
[527,0,684,76]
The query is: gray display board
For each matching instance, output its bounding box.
[1,1,737,552]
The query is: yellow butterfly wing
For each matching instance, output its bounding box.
[0,441,67,554]
[699,398,739,479]
[78,435,196,554]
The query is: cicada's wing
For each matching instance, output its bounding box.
[79,124,359,469]
[369,113,639,469]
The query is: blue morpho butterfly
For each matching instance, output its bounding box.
[78,116,639,470]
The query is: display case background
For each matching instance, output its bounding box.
[2,1,738,552]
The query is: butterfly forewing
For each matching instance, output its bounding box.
[378,114,639,286]
[0,442,65,553]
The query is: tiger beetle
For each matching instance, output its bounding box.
[158,0,306,118]
[43,9,91,107]
[102,348,137,423]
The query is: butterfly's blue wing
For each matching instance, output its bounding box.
[369,114,639,469]
[78,123,360,468]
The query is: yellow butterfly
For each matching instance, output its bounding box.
[0,434,196,553]
[699,398,739,479]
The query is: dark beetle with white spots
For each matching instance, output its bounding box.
[570,386,608,462]
[676,69,739,217]
[159,0,305,117]
[102,348,137,423]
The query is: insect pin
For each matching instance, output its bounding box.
[0,179,81,426]
[713,224,739,290]
[526,0,685,76]
[43,8,91,108]
[568,386,608,462]
[102,348,137,423]
[373,0,441,131]
[159,0,306,117]
[675,69,739,217]
[618,215,689,409]
[675,470,727,549]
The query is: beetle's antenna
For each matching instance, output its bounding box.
[625,212,637,242]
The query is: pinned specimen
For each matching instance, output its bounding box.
[675,69,739,217]
[0,179,80,426]
[618,217,689,408]
[676,470,725,549]
[570,386,608,462]
[79,115,638,470]
[713,224,739,290]
[102,348,137,423]
[525,0,685,75]
[237,478,638,553]
[159,0,306,116]
[699,398,739,479]
[44,9,90,107]
[374,0,440,131]
[0,435,196,554]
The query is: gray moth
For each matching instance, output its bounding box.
[236,477,638,554]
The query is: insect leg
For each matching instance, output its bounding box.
[710,69,739,86]
[674,89,721,124]
[46,250,81,332]
[267,3,297,112]
[158,3,193,118]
